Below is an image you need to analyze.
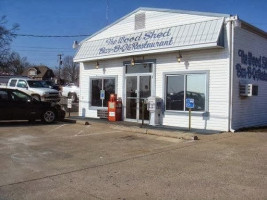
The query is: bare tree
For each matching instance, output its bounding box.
[0,16,22,74]
[0,16,19,63]
[6,52,30,75]
[62,55,79,84]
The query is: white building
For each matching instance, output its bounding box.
[74,7,267,132]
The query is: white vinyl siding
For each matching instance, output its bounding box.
[232,27,267,130]
[154,48,230,131]
[79,60,124,118]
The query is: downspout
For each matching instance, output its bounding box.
[227,16,238,132]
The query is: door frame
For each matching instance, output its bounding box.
[123,60,156,123]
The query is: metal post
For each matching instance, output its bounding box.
[141,99,145,127]
[189,108,191,131]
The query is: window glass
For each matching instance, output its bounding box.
[17,80,27,88]
[27,80,44,88]
[186,74,206,111]
[10,91,31,102]
[0,90,8,102]
[166,75,184,110]
[126,63,152,74]
[9,80,17,87]
[91,79,102,107]
[139,76,151,98]
[91,78,116,107]
[103,79,115,107]
[166,74,206,112]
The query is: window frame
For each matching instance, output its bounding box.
[89,76,117,109]
[163,71,209,115]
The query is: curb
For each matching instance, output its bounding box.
[111,125,197,140]
[61,118,77,123]
[73,119,198,140]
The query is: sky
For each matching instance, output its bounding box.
[0,0,266,69]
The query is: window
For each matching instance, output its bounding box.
[126,63,152,74]
[9,79,17,87]
[0,90,8,102]
[17,80,27,88]
[27,80,44,88]
[166,73,207,112]
[10,91,31,102]
[135,13,145,30]
[91,77,115,107]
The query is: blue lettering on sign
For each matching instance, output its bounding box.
[98,28,174,55]
[236,50,267,82]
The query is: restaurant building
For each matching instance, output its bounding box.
[74,7,267,132]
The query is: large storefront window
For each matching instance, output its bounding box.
[166,73,206,111]
[91,77,115,107]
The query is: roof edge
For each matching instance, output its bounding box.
[138,7,230,18]
[79,7,230,45]
[239,19,267,39]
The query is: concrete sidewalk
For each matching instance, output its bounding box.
[64,114,222,141]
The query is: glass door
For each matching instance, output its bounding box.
[126,76,137,119]
[126,75,151,122]
[139,76,151,121]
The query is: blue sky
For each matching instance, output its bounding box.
[1,0,266,68]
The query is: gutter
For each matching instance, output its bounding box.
[226,16,239,132]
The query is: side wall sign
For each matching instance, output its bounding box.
[236,49,267,82]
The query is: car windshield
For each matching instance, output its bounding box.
[27,80,45,88]
[41,81,50,88]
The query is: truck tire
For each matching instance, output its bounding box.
[68,93,77,102]
[32,94,41,101]
[41,109,56,123]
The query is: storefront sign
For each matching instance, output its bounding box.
[236,49,267,82]
[74,18,224,61]
[99,28,174,55]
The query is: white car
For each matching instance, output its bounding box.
[61,83,80,102]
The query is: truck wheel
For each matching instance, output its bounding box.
[68,93,77,102]
[41,110,56,123]
[32,94,41,101]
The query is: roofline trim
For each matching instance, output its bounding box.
[78,7,230,45]
[239,19,267,39]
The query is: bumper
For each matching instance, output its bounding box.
[41,96,61,102]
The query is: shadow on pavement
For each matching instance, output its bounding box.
[0,121,64,127]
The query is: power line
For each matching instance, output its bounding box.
[16,49,74,53]
[12,33,91,38]
[13,45,73,50]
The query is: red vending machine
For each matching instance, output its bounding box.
[108,94,122,121]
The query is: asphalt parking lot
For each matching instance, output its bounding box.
[0,121,266,200]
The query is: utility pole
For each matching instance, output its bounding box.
[57,54,63,83]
